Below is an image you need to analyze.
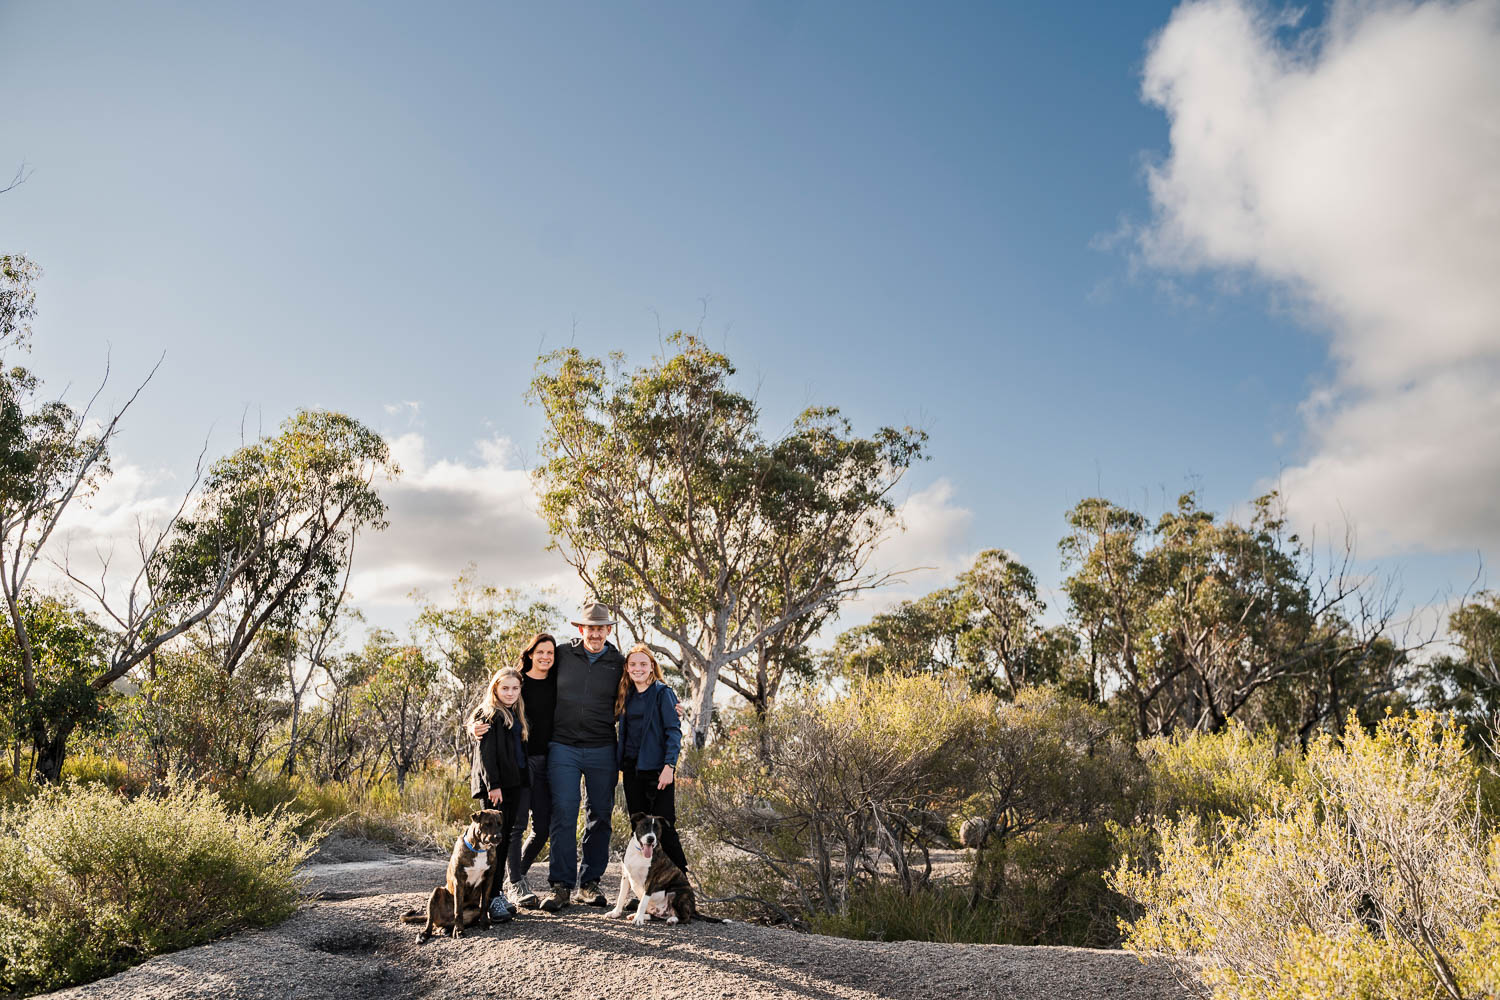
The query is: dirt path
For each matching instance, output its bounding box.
[42,849,1191,1000]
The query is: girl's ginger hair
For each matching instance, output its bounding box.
[480,665,529,740]
[614,643,664,717]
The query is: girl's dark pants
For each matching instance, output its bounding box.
[621,759,688,873]
[484,789,521,887]
[508,752,551,881]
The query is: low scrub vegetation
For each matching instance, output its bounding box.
[691,676,1142,945]
[0,779,316,996]
[1112,711,1500,1000]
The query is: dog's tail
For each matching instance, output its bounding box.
[398,908,425,924]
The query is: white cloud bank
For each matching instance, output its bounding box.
[47,434,975,642]
[1139,0,1500,556]
[350,434,579,611]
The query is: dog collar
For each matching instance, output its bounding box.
[463,838,485,854]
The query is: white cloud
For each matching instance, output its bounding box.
[45,434,583,635]
[821,477,976,639]
[349,435,579,613]
[1138,0,1500,556]
[44,461,187,605]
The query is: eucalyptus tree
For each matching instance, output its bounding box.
[413,566,559,768]
[0,593,107,781]
[55,409,396,781]
[355,630,447,789]
[0,256,160,781]
[531,335,925,744]
[828,586,974,681]
[137,410,394,679]
[1062,492,1403,739]
[1416,591,1500,755]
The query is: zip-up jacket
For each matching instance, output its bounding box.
[551,638,625,748]
[615,680,683,772]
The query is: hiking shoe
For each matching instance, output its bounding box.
[539,884,571,912]
[509,876,540,910]
[576,880,608,907]
[488,895,514,923]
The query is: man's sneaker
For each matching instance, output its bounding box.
[576,880,608,907]
[509,876,540,910]
[488,894,514,923]
[539,884,571,912]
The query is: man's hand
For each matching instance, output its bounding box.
[658,764,675,790]
[471,720,490,741]
[488,788,502,806]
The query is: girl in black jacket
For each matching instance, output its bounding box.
[470,666,530,917]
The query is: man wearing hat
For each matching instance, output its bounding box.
[538,601,627,911]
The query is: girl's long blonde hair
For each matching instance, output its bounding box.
[615,643,664,717]
[481,666,529,740]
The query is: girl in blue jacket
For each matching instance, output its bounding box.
[614,643,688,874]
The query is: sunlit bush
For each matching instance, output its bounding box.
[692,676,1142,945]
[0,778,316,996]
[1113,712,1499,1000]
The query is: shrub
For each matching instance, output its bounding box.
[0,777,317,996]
[694,674,993,919]
[692,676,1141,945]
[1112,711,1500,1000]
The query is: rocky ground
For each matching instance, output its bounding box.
[43,843,1192,1000]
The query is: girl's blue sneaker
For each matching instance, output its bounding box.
[489,895,514,923]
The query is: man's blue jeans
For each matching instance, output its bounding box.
[546,741,617,888]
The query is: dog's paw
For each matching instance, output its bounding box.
[632,912,649,927]
[607,908,625,919]
[452,928,464,939]
[666,915,679,925]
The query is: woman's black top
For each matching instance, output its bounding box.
[522,669,557,750]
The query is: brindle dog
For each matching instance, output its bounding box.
[400,809,505,942]
[607,813,724,926]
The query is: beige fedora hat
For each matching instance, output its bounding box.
[571,601,617,627]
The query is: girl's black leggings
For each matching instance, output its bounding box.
[621,760,688,874]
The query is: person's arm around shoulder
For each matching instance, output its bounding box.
[658,684,682,789]
[469,703,490,742]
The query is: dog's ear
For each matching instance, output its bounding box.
[654,814,674,829]
[629,811,647,826]
[470,811,481,823]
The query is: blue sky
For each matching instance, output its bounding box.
[3,1,1495,637]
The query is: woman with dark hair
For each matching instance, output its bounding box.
[614,643,688,875]
[473,631,557,909]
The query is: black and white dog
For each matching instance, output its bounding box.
[607,813,724,926]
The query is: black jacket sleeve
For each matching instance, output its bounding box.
[471,709,524,798]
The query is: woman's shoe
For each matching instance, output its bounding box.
[510,875,540,910]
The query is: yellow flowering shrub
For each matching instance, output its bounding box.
[1113,712,1500,1000]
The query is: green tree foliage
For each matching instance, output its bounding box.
[1062,492,1403,740]
[827,552,1084,700]
[0,256,135,783]
[0,594,108,783]
[530,335,925,742]
[413,564,559,695]
[1417,591,1500,757]
[1113,712,1499,1000]
[111,641,287,785]
[146,409,395,680]
[353,631,446,790]
[827,586,972,682]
